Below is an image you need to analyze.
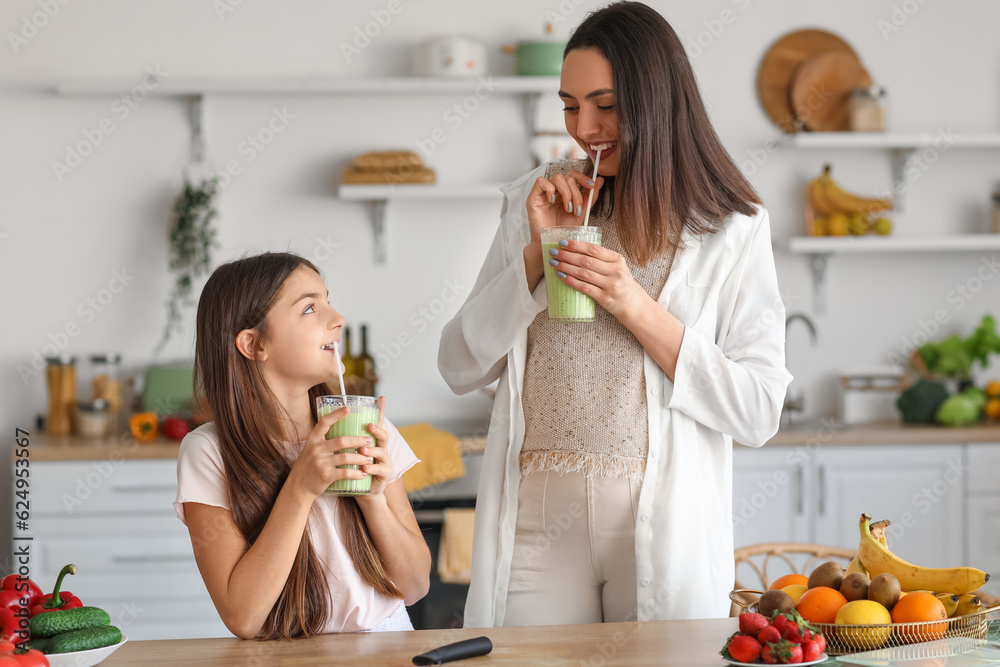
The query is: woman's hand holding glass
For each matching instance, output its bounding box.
[546,240,650,323]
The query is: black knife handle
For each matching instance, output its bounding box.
[412,636,493,665]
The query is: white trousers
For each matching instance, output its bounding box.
[503,470,640,626]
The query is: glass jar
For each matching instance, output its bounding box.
[76,399,111,438]
[45,355,77,436]
[849,87,886,132]
[89,353,122,433]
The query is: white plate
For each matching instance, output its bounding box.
[44,634,128,667]
[722,652,829,666]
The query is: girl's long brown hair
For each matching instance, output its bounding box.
[194,252,401,640]
[566,1,762,265]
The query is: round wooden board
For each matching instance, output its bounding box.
[757,29,857,133]
[791,50,872,131]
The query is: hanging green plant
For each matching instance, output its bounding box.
[156,177,219,352]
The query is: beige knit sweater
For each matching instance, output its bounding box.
[520,160,676,483]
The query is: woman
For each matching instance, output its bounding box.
[438,2,792,627]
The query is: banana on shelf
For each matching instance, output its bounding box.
[805,164,894,237]
[857,513,989,596]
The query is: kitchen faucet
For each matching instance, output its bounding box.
[782,313,819,428]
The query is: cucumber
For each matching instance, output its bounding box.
[47,625,122,654]
[25,637,51,653]
[28,606,110,637]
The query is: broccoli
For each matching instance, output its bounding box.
[936,393,982,427]
[896,380,950,424]
[918,314,1000,379]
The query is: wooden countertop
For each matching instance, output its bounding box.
[21,421,1000,462]
[102,617,740,666]
[751,419,1000,447]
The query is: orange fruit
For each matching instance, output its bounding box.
[796,585,848,624]
[985,398,1000,420]
[769,573,809,591]
[890,591,948,642]
[986,380,1000,398]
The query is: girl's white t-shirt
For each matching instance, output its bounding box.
[173,420,420,634]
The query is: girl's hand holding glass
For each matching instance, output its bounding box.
[291,407,375,499]
[356,396,395,501]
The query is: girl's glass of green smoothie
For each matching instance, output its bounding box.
[316,395,379,496]
[541,226,603,322]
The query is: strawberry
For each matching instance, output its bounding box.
[739,612,770,637]
[811,633,826,654]
[758,625,782,644]
[801,638,823,662]
[762,639,804,664]
[723,633,762,664]
[771,614,790,634]
[781,620,802,643]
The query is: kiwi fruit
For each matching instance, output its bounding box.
[808,561,846,590]
[868,573,901,610]
[757,589,795,618]
[840,572,871,601]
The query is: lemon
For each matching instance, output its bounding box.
[874,217,893,236]
[781,584,808,604]
[835,600,892,649]
[829,213,850,236]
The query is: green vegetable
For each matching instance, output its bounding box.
[965,386,988,412]
[46,625,122,654]
[28,606,110,637]
[936,394,982,426]
[918,314,1000,379]
[966,315,1000,368]
[897,380,950,424]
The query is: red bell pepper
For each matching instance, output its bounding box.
[28,566,81,617]
[0,577,41,612]
[162,415,191,441]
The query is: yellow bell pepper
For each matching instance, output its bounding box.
[129,412,159,442]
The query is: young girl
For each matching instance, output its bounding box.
[174,252,430,639]
[440,2,792,627]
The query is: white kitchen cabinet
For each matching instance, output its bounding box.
[966,443,1000,585]
[811,444,965,568]
[20,459,231,640]
[734,443,966,568]
[732,446,810,548]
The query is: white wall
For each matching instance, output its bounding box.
[1,0,999,555]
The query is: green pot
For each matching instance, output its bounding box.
[512,41,566,76]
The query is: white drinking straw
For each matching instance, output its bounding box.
[332,341,348,401]
[582,148,602,227]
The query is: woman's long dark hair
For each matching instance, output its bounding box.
[194,252,401,640]
[566,1,761,264]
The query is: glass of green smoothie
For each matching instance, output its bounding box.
[541,226,603,322]
[316,395,379,496]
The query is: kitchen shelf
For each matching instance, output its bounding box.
[338,183,506,262]
[56,76,560,264]
[789,131,1000,150]
[789,234,1000,312]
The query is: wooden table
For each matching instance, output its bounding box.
[101,618,740,666]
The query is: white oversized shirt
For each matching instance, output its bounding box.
[438,162,793,626]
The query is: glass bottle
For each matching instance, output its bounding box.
[89,353,122,433]
[358,324,378,397]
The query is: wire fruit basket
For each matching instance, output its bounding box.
[730,589,1000,656]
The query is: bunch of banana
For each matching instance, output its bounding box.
[857,514,989,595]
[806,165,894,237]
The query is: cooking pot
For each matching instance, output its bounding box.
[501,40,566,76]
[414,36,486,77]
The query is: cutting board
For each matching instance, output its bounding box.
[757,29,858,133]
[791,50,873,131]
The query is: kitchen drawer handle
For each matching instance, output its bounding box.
[818,465,826,516]
[111,554,195,564]
[110,484,177,493]
[795,464,804,515]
